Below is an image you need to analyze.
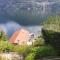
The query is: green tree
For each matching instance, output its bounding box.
[0,31,8,41]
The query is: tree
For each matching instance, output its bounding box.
[0,31,8,41]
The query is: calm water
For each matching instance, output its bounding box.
[0,0,59,36]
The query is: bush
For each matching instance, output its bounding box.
[0,41,14,52]
[0,41,32,57]
[25,45,56,60]
[13,45,27,54]
[13,45,32,56]
[25,53,35,60]
[0,31,8,41]
[35,45,56,59]
[6,42,14,52]
[33,36,45,47]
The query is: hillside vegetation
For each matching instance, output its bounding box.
[43,15,60,32]
[42,15,60,55]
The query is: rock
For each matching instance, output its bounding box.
[0,52,23,60]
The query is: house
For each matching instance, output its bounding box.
[9,28,34,45]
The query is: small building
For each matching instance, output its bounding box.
[9,28,34,45]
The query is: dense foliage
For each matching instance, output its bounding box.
[13,45,32,56]
[42,15,60,55]
[43,15,60,32]
[33,36,45,47]
[34,45,56,59]
[25,53,35,60]
[0,41,14,52]
[25,45,56,60]
[0,31,8,41]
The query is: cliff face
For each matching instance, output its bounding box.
[0,0,59,15]
[0,0,60,25]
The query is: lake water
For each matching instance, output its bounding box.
[0,0,59,36]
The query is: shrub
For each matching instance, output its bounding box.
[44,15,60,27]
[13,45,32,56]
[6,42,14,52]
[0,41,32,57]
[13,45,27,54]
[23,46,32,57]
[0,41,14,52]
[33,36,45,47]
[25,53,35,60]
[0,31,8,41]
[25,45,56,60]
[35,45,56,59]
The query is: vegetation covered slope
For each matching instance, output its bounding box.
[43,15,60,32]
[42,15,60,55]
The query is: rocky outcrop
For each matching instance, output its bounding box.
[0,52,23,60]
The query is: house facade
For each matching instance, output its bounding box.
[9,28,34,45]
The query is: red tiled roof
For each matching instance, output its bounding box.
[9,28,31,44]
[9,29,20,43]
